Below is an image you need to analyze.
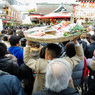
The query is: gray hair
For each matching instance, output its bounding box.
[45,58,72,92]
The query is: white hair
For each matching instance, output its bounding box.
[89,25,94,31]
[45,58,72,92]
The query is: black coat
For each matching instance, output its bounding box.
[0,56,19,76]
[78,40,87,55]
[33,87,80,95]
[83,66,95,95]
[85,42,95,58]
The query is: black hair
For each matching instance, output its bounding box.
[40,46,47,59]
[9,35,20,46]
[7,29,14,35]
[1,30,6,34]
[18,31,24,39]
[29,41,40,48]
[0,42,7,57]
[90,34,95,41]
[65,42,76,58]
[21,38,26,47]
[3,36,8,41]
[47,43,62,58]
[0,59,19,76]
[18,64,34,95]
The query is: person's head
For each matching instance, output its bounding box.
[18,64,34,79]
[90,34,95,43]
[7,29,14,35]
[17,31,24,39]
[65,42,76,58]
[45,43,62,60]
[45,59,72,92]
[86,33,91,43]
[9,35,20,46]
[21,38,26,47]
[18,64,34,95]
[40,46,47,59]
[1,30,6,34]
[3,36,8,41]
[0,42,7,57]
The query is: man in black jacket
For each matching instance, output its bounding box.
[33,59,80,95]
[85,34,95,58]
[0,42,19,76]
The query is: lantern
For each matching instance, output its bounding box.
[92,2,95,8]
[81,2,84,7]
[89,2,93,8]
[84,2,87,7]
[73,11,75,15]
[73,5,76,9]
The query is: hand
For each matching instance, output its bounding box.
[26,40,31,46]
[73,35,81,44]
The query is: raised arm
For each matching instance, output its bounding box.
[73,36,84,61]
[23,41,38,71]
[64,36,84,69]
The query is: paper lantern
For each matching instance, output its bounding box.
[81,2,84,7]
[84,2,87,7]
[73,5,76,9]
[92,2,95,8]
[73,11,75,15]
[89,2,93,8]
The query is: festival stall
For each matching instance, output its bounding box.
[73,1,95,26]
[37,4,72,24]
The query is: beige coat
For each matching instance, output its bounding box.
[24,45,84,93]
[89,60,95,71]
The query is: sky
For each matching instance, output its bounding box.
[15,0,76,11]
[24,0,76,4]
[34,0,76,3]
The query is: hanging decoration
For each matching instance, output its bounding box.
[89,2,93,8]
[92,2,95,8]
[81,2,84,7]
[73,5,76,9]
[84,2,87,7]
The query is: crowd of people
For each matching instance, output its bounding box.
[0,25,95,95]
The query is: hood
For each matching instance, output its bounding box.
[9,47,21,56]
[0,70,9,76]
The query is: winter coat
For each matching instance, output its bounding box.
[24,45,84,93]
[72,59,84,88]
[33,87,80,95]
[0,70,25,95]
[85,42,95,58]
[83,66,95,95]
[8,46,24,66]
[0,56,19,76]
